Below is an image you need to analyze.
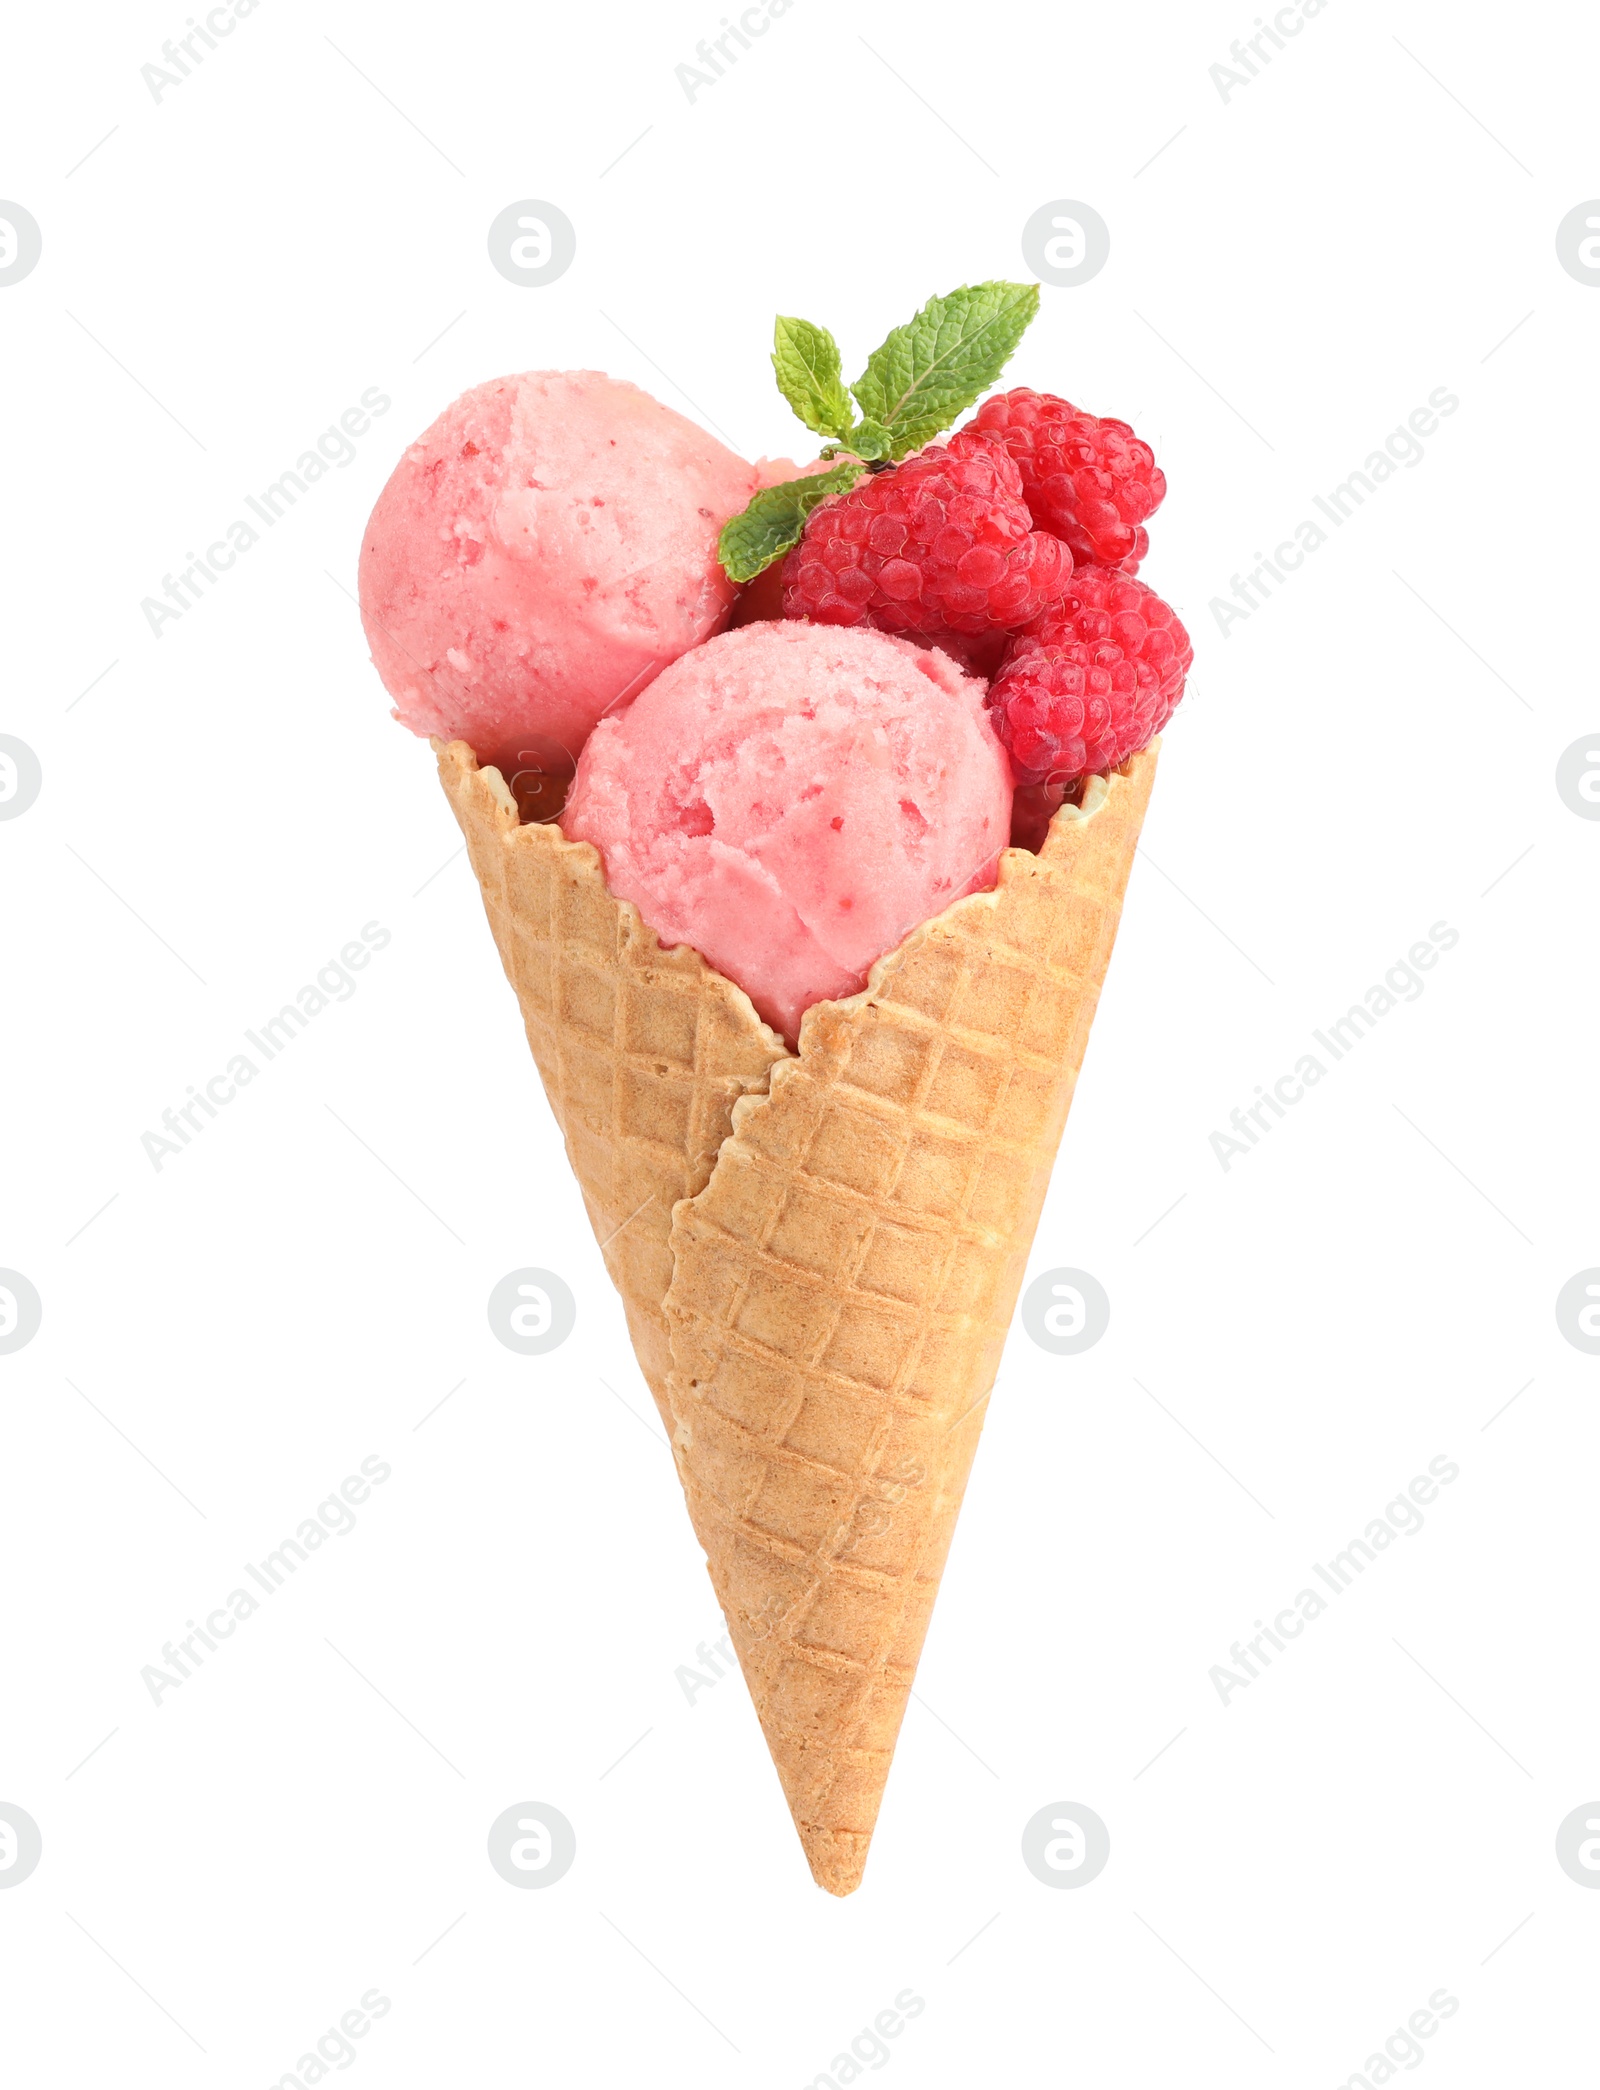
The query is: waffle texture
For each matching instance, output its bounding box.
[438,737,1159,1891]
[436,743,787,1416]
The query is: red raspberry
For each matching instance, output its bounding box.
[968,389,1165,571]
[734,568,1008,681]
[781,432,1071,639]
[987,566,1191,788]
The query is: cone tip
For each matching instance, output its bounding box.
[800,1823,870,1898]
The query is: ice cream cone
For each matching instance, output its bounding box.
[437,735,1159,1892]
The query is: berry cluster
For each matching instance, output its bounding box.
[776,386,1189,831]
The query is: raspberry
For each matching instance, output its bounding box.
[968,389,1165,571]
[781,432,1071,639]
[986,566,1191,787]
[735,567,1008,681]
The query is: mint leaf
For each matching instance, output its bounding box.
[842,418,894,462]
[771,317,856,440]
[851,281,1040,457]
[717,461,864,583]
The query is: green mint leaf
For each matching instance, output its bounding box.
[851,281,1040,458]
[717,461,865,583]
[771,317,856,440]
[843,419,894,462]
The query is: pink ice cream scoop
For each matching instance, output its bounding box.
[561,622,1014,1043]
[359,371,764,797]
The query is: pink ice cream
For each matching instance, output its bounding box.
[561,622,1014,1042]
[359,371,765,790]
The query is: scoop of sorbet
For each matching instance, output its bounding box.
[359,371,767,810]
[560,622,1014,1043]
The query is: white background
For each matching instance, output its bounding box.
[3,0,1598,2083]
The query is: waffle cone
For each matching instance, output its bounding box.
[438,736,1159,1893]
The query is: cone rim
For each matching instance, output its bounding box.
[431,732,1154,1070]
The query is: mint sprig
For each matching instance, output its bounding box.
[717,281,1040,582]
